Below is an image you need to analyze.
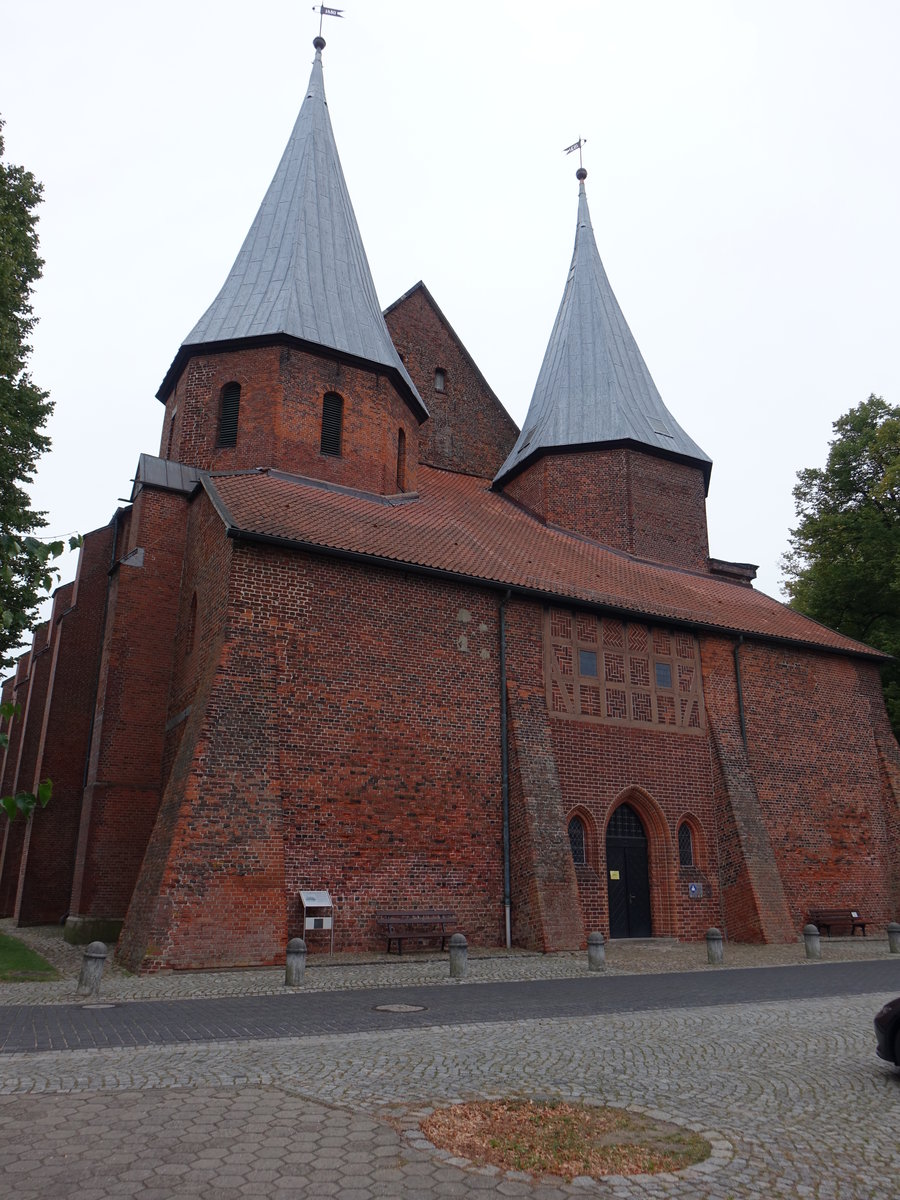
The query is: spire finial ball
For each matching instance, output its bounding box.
[576,167,587,181]
[313,35,326,50]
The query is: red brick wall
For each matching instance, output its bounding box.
[735,641,896,930]
[549,707,722,941]
[0,653,33,915]
[161,346,420,496]
[505,600,584,951]
[69,489,188,925]
[15,526,115,925]
[502,448,710,571]
[118,493,240,971]
[384,285,519,478]
[119,520,508,969]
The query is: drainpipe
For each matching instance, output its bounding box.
[499,589,512,948]
[733,635,748,751]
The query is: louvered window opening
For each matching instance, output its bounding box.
[396,427,407,491]
[217,383,240,448]
[320,392,343,456]
[678,822,694,866]
[607,803,646,842]
[568,816,586,865]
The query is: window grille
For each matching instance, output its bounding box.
[217,382,240,448]
[568,816,586,865]
[607,803,646,842]
[320,392,343,456]
[678,822,694,866]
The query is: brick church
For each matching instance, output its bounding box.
[2,38,898,970]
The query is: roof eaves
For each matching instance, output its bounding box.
[492,437,713,495]
[199,473,243,533]
[156,333,429,422]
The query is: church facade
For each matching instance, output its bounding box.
[2,39,898,971]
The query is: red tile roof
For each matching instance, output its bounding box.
[207,466,884,659]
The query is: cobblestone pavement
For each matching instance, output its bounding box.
[2,919,896,1005]
[0,988,898,1198]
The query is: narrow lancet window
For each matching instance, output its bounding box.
[396,428,407,492]
[434,368,446,392]
[568,816,586,866]
[678,822,694,867]
[217,382,240,448]
[320,392,344,456]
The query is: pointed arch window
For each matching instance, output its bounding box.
[320,392,344,456]
[396,428,407,492]
[568,815,586,866]
[217,382,240,448]
[678,821,694,867]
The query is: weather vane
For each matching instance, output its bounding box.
[563,138,587,171]
[313,5,344,38]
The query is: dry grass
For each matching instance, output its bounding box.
[421,1098,710,1182]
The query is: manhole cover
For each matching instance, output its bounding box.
[374,1003,426,1013]
[81,1002,117,1009]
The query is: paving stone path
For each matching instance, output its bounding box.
[2,924,899,1197]
[0,987,898,1198]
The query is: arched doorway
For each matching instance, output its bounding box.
[606,802,651,937]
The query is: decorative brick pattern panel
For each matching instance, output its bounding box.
[546,609,705,732]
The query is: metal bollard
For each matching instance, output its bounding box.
[587,931,606,971]
[77,941,108,997]
[448,932,468,979]
[285,937,307,986]
[888,922,900,955]
[705,927,724,965]
[803,923,821,960]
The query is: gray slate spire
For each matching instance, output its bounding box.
[494,175,710,487]
[160,40,424,415]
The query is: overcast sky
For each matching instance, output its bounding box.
[3,0,899,621]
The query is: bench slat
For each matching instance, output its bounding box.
[375,909,457,954]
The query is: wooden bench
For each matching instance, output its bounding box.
[808,908,867,937]
[375,909,457,955]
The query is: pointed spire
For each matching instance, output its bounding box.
[160,39,425,415]
[494,170,710,488]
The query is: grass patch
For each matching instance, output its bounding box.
[421,1098,710,1181]
[0,932,59,981]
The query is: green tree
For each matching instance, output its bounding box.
[0,117,72,670]
[782,394,900,736]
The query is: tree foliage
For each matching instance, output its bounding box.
[0,701,52,820]
[782,395,900,736]
[0,117,71,669]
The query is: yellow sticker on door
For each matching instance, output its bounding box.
[609,870,620,880]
